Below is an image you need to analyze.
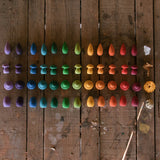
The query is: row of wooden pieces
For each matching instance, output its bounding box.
[2,63,138,75]
[3,80,156,94]
[4,42,137,56]
[2,62,153,76]
[2,95,138,108]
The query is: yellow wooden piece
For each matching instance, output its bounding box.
[84,80,94,90]
[87,96,94,107]
[87,43,94,56]
[86,64,94,74]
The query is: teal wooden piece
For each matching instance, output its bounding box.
[49,81,59,90]
[51,42,57,54]
[40,64,47,74]
[41,44,47,56]
[50,65,57,75]
[40,97,47,108]
[50,97,58,108]
[38,80,47,90]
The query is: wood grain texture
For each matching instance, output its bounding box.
[136,0,155,159]
[154,0,160,159]
[44,0,80,160]
[100,0,136,159]
[27,0,44,159]
[0,0,27,159]
[81,0,99,160]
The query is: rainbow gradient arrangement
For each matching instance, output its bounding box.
[2,42,155,108]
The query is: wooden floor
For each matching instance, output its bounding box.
[0,0,159,160]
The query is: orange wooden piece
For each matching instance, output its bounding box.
[109,64,116,75]
[97,43,103,56]
[109,96,117,107]
[107,81,117,91]
[97,64,104,74]
[97,96,105,107]
[108,44,115,56]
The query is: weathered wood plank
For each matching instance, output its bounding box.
[136,0,155,159]
[0,0,28,159]
[81,0,99,160]
[100,0,136,159]
[27,0,44,159]
[44,0,80,160]
[154,0,160,159]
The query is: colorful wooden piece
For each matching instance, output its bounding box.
[74,64,82,74]
[62,98,70,108]
[109,64,116,75]
[50,65,57,75]
[27,80,36,90]
[108,44,115,56]
[4,42,11,55]
[50,97,58,108]
[74,97,81,108]
[119,95,127,107]
[87,96,94,107]
[15,64,22,74]
[109,96,117,107]
[120,81,130,91]
[30,64,37,74]
[38,80,47,90]
[120,44,126,56]
[29,97,37,108]
[3,96,11,107]
[121,64,128,75]
[51,42,57,54]
[30,43,37,55]
[4,81,13,90]
[72,80,82,90]
[84,80,94,90]
[131,96,139,107]
[61,80,70,90]
[41,44,47,56]
[131,45,137,56]
[74,42,81,55]
[2,64,10,74]
[15,80,25,90]
[95,80,105,90]
[132,82,142,92]
[107,81,117,91]
[86,64,94,74]
[40,97,47,108]
[49,81,59,90]
[16,43,23,55]
[97,64,104,74]
[40,64,47,74]
[97,43,103,56]
[97,96,105,107]
[131,65,138,75]
[62,42,68,54]
[87,43,94,56]
[16,96,24,107]
[62,64,69,75]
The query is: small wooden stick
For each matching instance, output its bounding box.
[122,131,134,160]
[121,102,144,160]
[137,102,144,121]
